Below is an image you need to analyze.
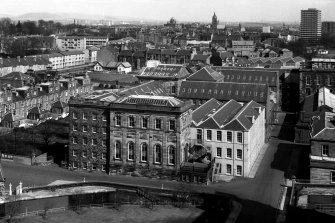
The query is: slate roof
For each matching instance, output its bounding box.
[220,52,234,60]
[87,72,138,84]
[192,99,264,131]
[176,49,192,56]
[52,101,68,109]
[119,95,184,107]
[192,54,210,62]
[161,49,177,56]
[0,72,34,82]
[186,67,224,82]
[179,81,268,104]
[119,80,169,97]
[211,67,278,87]
[60,51,85,56]
[119,50,133,57]
[310,111,335,140]
[139,64,190,79]
[192,98,223,124]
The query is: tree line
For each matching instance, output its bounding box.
[0,18,84,36]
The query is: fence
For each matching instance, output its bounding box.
[3,201,199,221]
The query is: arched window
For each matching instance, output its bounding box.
[115,141,121,159]
[154,144,161,164]
[168,146,175,165]
[141,143,148,162]
[128,141,135,160]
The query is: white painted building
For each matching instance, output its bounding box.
[190,98,266,182]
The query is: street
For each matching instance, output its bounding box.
[1,117,300,222]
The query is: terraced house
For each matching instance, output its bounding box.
[68,93,193,174]
[0,74,92,128]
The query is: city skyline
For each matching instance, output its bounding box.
[1,0,335,23]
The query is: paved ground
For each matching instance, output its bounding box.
[2,115,301,222]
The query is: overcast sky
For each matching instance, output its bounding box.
[1,0,335,22]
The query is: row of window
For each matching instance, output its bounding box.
[215,163,243,176]
[72,161,106,171]
[73,150,107,160]
[216,147,243,160]
[115,141,175,165]
[72,137,107,147]
[73,125,107,134]
[73,112,107,121]
[182,88,264,98]
[198,129,243,143]
[115,115,176,131]
[306,75,332,86]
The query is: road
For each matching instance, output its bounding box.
[2,117,295,222]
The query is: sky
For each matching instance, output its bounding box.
[1,0,335,23]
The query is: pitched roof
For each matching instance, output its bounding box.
[192,98,223,124]
[310,111,335,140]
[118,95,184,107]
[0,72,34,82]
[60,50,85,56]
[179,81,268,104]
[119,50,133,57]
[186,67,223,82]
[211,67,278,87]
[52,101,68,109]
[193,99,264,131]
[119,80,168,97]
[192,54,210,62]
[161,49,177,56]
[138,64,190,79]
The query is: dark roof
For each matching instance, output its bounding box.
[179,81,268,104]
[2,113,14,122]
[192,98,223,124]
[176,49,192,56]
[220,52,234,60]
[138,64,190,79]
[52,101,68,109]
[193,99,264,131]
[211,67,278,87]
[310,112,335,140]
[161,49,177,56]
[119,50,133,57]
[186,67,223,82]
[0,72,34,83]
[119,95,184,107]
[29,106,41,115]
[212,34,228,41]
[119,80,168,97]
[133,51,146,58]
[147,49,161,54]
[192,54,210,62]
[60,51,85,56]
[88,72,138,84]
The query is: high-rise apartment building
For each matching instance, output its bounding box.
[300,8,322,45]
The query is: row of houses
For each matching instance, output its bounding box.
[0,49,98,77]
[0,73,93,128]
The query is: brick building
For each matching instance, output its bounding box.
[299,69,335,102]
[295,87,335,143]
[137,64,191,96]
[68,94,193,174]
[310,111,335,184]
[0,74,92,127]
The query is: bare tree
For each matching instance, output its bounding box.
[39,121,53,148]
[5,195,22,223]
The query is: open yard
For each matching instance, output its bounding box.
[11,205,203,223]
